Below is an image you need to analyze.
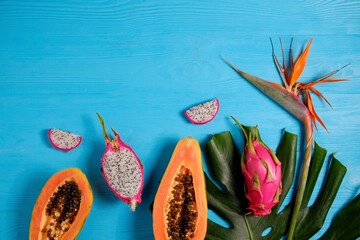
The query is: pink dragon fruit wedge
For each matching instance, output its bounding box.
[48,129,82,151]
[185,98,219,124]
[97,113,144,211]
[232,117,282,216]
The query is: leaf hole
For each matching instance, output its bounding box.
[261,227,272,237]
[208,209,231,229]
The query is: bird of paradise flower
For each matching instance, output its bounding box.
[224,38,349,240]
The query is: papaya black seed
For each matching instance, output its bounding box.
[166,169,198,239]
[45,180,81,233]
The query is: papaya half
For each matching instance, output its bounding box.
[153,137,207,240]
[29,168,93,240]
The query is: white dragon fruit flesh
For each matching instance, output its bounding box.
[185,98,219,124]
[242,132,282,216]
[48,129,82,152]
[97,113,144,211]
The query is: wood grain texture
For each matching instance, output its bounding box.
[0,0,359,239]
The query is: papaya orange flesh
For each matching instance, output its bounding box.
[153,137,207,240]
[29,168,93,240]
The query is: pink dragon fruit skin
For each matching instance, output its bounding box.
[242,134,282,216]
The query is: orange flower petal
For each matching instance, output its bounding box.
[280,38,290,83]
[304,90,318,130]
[289,38,313,86]
[308,86,333,109]
[302,78,348,88]
[304,89,329,133]
[271,38,289,89]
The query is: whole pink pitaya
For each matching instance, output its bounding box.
[242,133,282,216]
[234,119,282,216]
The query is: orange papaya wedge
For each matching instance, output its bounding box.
[153,137,207,240]
[29,168,93,240]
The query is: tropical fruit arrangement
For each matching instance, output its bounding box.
[29,39,360,240]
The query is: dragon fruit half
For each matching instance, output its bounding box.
[48,129,82,151]
[232,117,282,216]
[97,113,144,211]
[185,98,219,124]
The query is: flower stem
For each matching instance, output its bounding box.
[287,116,314,240]
[243,215,254,240]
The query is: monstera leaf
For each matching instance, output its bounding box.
[204,128,360,240]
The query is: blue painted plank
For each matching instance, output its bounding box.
[0,0,359,239]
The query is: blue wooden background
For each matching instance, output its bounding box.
[0,0,359,239]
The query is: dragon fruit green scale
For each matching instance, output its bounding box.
[242,132,282,216]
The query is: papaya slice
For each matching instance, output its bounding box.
[153,137,207,240]
[29,168,93,240]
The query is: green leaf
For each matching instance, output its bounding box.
[319,193,360,240]
[205,130,359,240]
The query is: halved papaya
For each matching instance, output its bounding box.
[153,137,207,240]
[29,168,93,240]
